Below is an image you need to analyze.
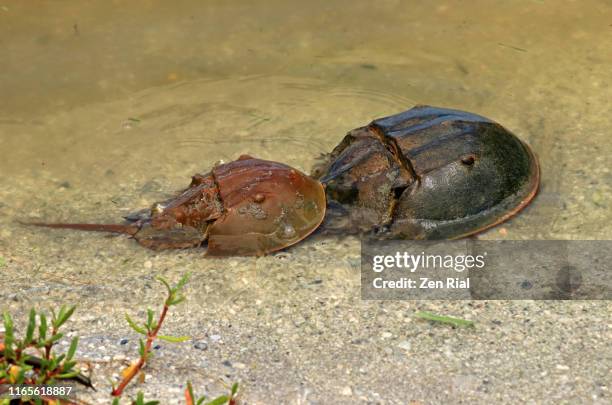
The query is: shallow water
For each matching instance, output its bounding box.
[2,0,611,238]
[1,1,611,403]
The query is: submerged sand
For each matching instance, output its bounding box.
[1,1,611,403]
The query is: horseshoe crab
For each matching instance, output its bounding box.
[28,155,326,256]
[313,105,540,239]
[27,106,539,255]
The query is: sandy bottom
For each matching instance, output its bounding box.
[1,1,611,403]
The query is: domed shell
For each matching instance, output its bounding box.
[318,105,540,239]
[207,155,326,256]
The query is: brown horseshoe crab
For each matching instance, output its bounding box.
[27,155,326,256]
[26,106,539,255]
[313,105,540,239]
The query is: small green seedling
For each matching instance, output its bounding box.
[415,311,475,328]
[185,381,239,405]
[111,274,191,397]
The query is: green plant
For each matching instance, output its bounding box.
[415,311,475,328]
[0,306,92,404]
[111,274,191,397]
[184,381,239,405]
[1,274,241,404]
[112,391,159,405]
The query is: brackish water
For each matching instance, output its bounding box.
[1,1,610,403]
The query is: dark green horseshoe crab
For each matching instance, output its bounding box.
[313,105,540,240]
[25,106,539,255]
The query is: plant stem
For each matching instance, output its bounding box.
[111,304,169,397]
[45,326,58,361]
[185,389,194,405]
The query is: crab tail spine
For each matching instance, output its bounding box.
[20,221,139,235]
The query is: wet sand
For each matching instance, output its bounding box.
[1,1,611,403]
